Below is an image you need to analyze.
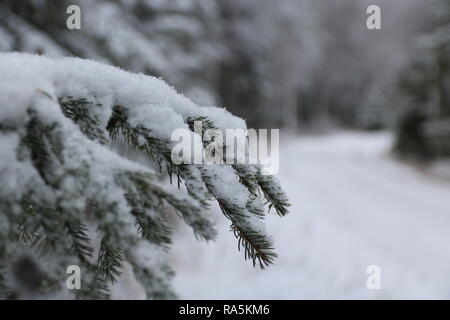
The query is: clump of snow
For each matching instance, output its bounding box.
[0,52,245,130]
[202,165,248,207]
[0,134,39,200]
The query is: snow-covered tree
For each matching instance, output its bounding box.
[215,0,316,129]
[394,0,450,159]
[0,53,289,299]
[0,0,224,106]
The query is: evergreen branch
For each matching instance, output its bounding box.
[124,191,172,247]
[74,265,110,300]
[186,115,218,132]
[245,194,266,217]
[18,197,42,244]
[0,54,291,299]
[129,259,177,300]
[256,170,290,216]
[64,221,93,263]
[59,97,110,144]
[186,115,290,216]
[19,197,71,259]
[233,164,260,195]
[120,171,216,241]
[22,110,55,185]
[185,115,287,266]
[107,105,178,176]
[97,238,123,284]
[200,167,276,268]
[179,165,213,208]
[155,187,217,241]
[217,199,276,269]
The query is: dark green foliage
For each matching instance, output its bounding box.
[107,105,178,176]
[394,0,450,160]
[0,266,10,299]
[130,260,176,300]
[222,200,276,269]
[394,109,431,161]
[22,109,62,186]
[98,239,123,284]
[256,171,290,217]
[65,221,93,263]
[59,97,110,144]
[74,266,110,300]
[124,191,172,247]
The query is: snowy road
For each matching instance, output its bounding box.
[171,131,450,299]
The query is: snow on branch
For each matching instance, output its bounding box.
[0,53,289,299]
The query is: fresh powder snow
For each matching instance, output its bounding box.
[171,131,450,299]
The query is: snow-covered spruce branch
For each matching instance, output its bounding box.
[0,53,289,299]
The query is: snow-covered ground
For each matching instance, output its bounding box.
[171,131,450,299]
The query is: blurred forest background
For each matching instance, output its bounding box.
[1,0,450,299]
[1,0,448,160]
